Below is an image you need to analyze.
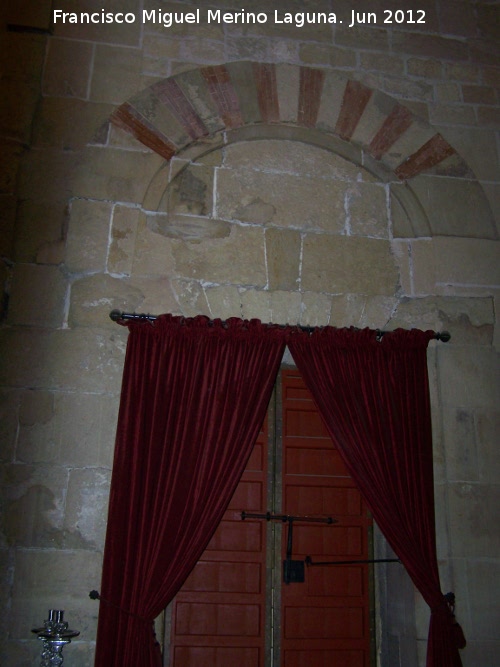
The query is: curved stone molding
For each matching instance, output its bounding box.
[111,61,497,239]
[112,61,464,177]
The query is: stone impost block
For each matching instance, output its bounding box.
[0,327,127,394]
[65,199,112,274]
[173,225,267,286]
[43,38,93,99]
[265,227,301,291]
[216,167,347,233]
[301,235,399,295]
[69,273,145,328]
[64,468,112,551]
[7,264,67,328]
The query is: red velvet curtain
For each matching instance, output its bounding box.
[94,315,286,667]
[287,327,463,667]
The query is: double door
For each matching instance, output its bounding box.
[165,369,373,666]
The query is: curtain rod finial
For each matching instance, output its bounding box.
[437,331,451,342]
[109,310,123,322]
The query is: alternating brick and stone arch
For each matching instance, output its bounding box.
[110,61,496,240]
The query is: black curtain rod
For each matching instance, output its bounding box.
[109,310,451,342]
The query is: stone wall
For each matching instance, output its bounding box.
[0,1,498,665]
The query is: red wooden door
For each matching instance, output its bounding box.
[167,421,269,666]
[167,370,372,666]
[280,369,372,667]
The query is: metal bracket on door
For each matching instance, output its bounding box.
[305,556,401,566]
[241,511,337,584]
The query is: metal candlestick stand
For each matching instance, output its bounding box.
[32,610,79,666]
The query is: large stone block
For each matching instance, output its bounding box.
[69,273,145,328]
[216,167,347,232]
[409,175,497,239]
[299,292,332,327]
[7,264,67,328]
[205,285,242,320]
[329,293,398,328]
[172,225,267,286]
[16,390,118,469]
[170,279,211,317]
[223,139,363,181]
[411,238,500,295]
[65,199,112,274]
[91,45,143,104]
[301,235,399,295]
[0,328,127,394]
[71,146,164,203]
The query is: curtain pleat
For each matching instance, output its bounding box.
[288,326,463,667]
[94,315,286,667]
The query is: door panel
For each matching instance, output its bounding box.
[281,369,372,667]
[168,422,268,666]
[167,370,372,666]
